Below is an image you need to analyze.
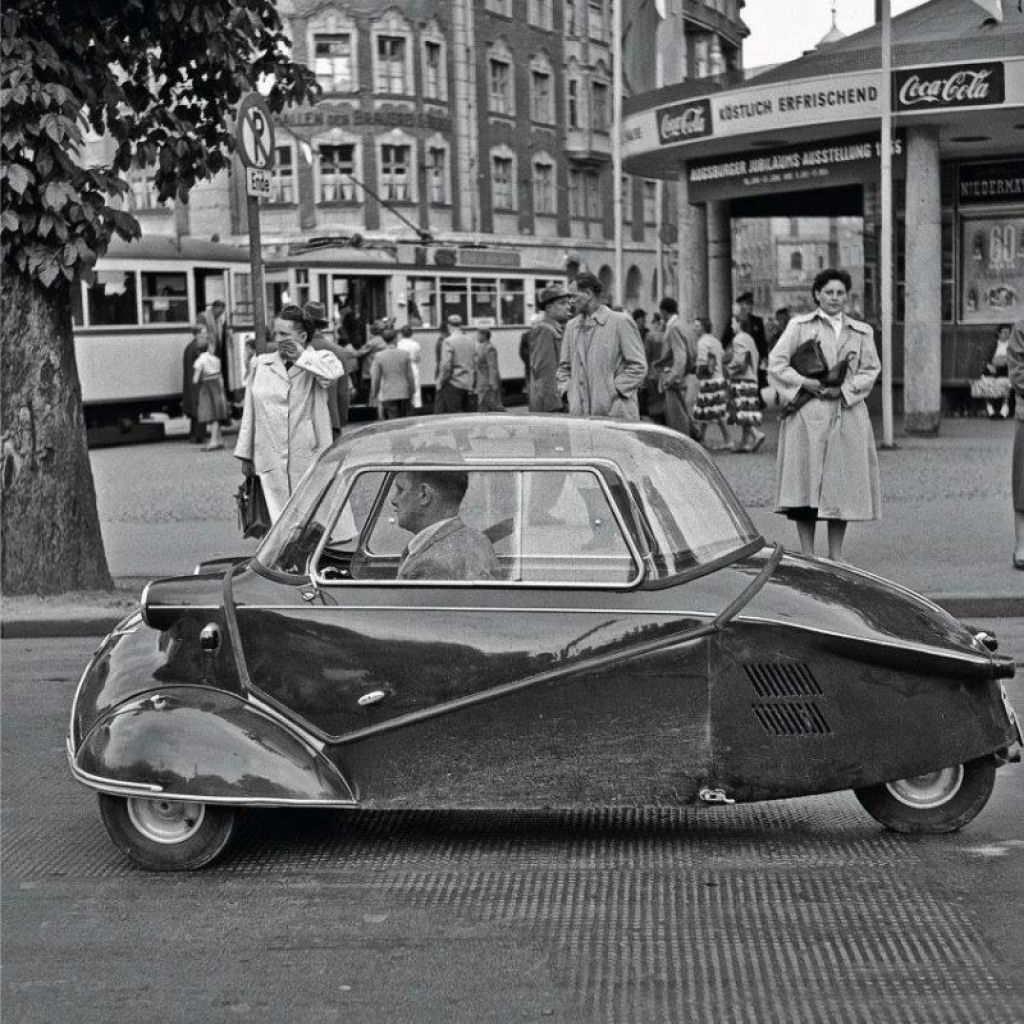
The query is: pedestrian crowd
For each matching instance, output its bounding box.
[180,270,1022,567]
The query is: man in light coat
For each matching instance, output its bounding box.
[556,273,647,420]
[528,286,572,412]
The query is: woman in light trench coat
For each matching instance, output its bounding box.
[767,268,881,562]
[234,304,345,523]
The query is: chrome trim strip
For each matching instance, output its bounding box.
[234,604,719,616]
[68,758,165,794]
[245,692,326,755]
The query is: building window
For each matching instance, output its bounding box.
[531,69,554,123]
[790,251,803,271]
[126,168,162,211]
[428,145,448,204]
[314,33,355,92]
[486,0,512,15]
[270,145,296,204]
[318,144,356,202]
[569,167,601,219]
[375,35,408,93]
[586,170,603,220]
[642,180,657,224]
[489,59,514,115]
[566,0,580,36]
[492,154,516,210]
[380,144,412,201]
[529,0,554,29]
[534,159,556,215]
[694,37,710,79]
[591,81,609,131]
[588,0,605,41]
[569,168,584,218]
[789,218,799,237]
[567,79,580,129]
[423,40,445,100]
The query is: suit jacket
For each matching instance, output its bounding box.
[438,331,476,390]
[397,518,499,581]
[371,345,416,403]
[528,317,564,412]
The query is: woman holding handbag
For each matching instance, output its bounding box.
[767,268,880,562]
[234,304,345,523]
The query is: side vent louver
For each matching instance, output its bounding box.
[744,662,831,736]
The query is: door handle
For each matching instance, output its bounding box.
[357,690,387,707]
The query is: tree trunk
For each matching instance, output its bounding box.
[1,267,113,593]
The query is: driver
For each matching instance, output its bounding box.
[392,469,498,581]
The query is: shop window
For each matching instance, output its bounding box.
[961,214,1024,324]
[87,270,138,326]
[141,271,188,324]
[314,33,355,93]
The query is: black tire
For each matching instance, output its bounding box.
[854,758,996,834]
[98,794,237,871]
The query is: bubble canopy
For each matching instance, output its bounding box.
[257,415,762,583]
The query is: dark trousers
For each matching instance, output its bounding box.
[379,399,410,420]
[434,383,473,414]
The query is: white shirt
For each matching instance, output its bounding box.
[822,311,844,339]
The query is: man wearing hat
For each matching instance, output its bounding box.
[303,300,351,436]
[723,291,769,397]
[528,285,573,412]
[354,317,391,405]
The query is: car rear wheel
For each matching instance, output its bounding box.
[854,758,996,833]
[98,794,236,870]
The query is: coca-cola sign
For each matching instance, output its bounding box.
[893,62,1004,112]
[657,99,712,144]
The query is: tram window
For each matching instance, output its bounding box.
[470,279,498,326]
[408,277,437,327]
[440,277,469,324]
[141,272,188,323]
[70,282,84,327]
[499,279,525,325]
[233,272,254,322]
[88,271,137,326]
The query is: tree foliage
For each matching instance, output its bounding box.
[1,0,318,284]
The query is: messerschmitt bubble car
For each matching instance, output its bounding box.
[68,416,1021,870]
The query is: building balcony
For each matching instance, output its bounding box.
[564,129,611,161]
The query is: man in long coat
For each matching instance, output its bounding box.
[528,286,572,412]
[181,323,206,443]
[556,273,646,420]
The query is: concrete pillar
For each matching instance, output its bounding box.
[675,168,707,318]
[707,199,732,337]
[903,126,942,434]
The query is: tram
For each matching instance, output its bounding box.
[74,236,566,437]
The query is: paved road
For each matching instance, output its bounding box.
[4,626,1022,1024]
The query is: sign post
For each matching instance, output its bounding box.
[235,93,275,353]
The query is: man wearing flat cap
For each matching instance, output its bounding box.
[528,285,573,412]
[303,300,351,436]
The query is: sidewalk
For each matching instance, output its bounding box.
[2,413,1021,637]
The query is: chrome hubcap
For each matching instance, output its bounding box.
[127,798,206,844]
[885,765,964,809]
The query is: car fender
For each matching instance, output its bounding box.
[70,685,357,807]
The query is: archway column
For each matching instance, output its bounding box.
[675,167,707,319]
[707,199,732,336]
[903,125,942,434]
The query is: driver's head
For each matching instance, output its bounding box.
[392,469,469,535]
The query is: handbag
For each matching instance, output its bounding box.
[970,375,1011,400]
[236,474,271,539]
[779,339,851,419]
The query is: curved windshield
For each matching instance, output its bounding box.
[255,417,760,581]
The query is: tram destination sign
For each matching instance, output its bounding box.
[687,134,904,204]
[893,62,1005,112]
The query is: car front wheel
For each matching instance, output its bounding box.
[854,758,996,834]
[98,794,236,870]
